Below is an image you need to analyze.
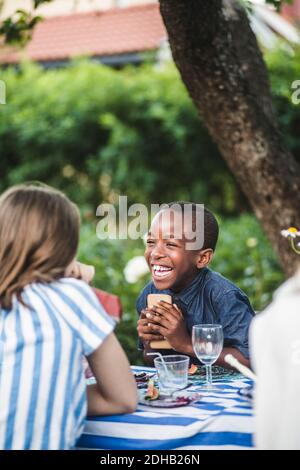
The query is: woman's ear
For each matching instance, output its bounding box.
[196,249,214,269]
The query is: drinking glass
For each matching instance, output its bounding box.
[192,324,223,390]
[154,355,190,396]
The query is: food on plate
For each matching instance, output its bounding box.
[145,379,160,400]
[188,364,198,375]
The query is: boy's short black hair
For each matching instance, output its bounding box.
[164,201,219,251]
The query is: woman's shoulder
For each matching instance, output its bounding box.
[51,277,100,304]
[26,277,91,293]
[54,277,92,291]
[25,278,97,308]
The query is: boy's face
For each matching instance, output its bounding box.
[145,209,206,292]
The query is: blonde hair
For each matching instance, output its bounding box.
[0,184,80,310]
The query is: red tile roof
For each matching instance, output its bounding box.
[0,3,167,64]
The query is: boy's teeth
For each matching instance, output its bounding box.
[153,265,172,271]
[153,265,173,277]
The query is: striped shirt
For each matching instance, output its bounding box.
[0,278,115,450]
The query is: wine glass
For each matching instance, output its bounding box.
[192,324,223,390]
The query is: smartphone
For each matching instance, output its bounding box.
[147,293,172,349]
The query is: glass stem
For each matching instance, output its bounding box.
[205,364,212,388]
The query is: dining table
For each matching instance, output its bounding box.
[77,365,254,451]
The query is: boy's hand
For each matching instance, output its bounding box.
[66,261,95,284]
[145,301,191,353]
[137,309,165,344]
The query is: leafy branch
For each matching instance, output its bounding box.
[0,0,52,45]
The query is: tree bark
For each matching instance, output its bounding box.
[159,0,300,277]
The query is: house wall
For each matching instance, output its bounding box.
[0,0,157,19]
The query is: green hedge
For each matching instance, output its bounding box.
[1,47,299,214]
[265,45,300,160]
[0,60,246,215]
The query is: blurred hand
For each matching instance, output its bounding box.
[65,260,95,284]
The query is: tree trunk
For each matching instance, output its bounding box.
[159,0,300,277]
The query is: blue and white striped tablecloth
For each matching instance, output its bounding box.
[77,366,254,450]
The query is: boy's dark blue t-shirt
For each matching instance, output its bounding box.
[136,267,255,359]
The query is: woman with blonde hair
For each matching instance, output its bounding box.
[0,184,137,450]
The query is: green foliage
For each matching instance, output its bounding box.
[1,5,298,190]
[1,49,300,215]
[0,10,41,45]
[211,214,284,311]
[78,222,148,365]
[265,45,300,160]
[0,60,242,215]
[78,214,283,364]
[0,0,52,45]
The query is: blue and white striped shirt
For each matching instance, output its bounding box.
[0,278,115,450]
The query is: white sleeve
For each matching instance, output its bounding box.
[55,279,116,356]
[250,279,300,450]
